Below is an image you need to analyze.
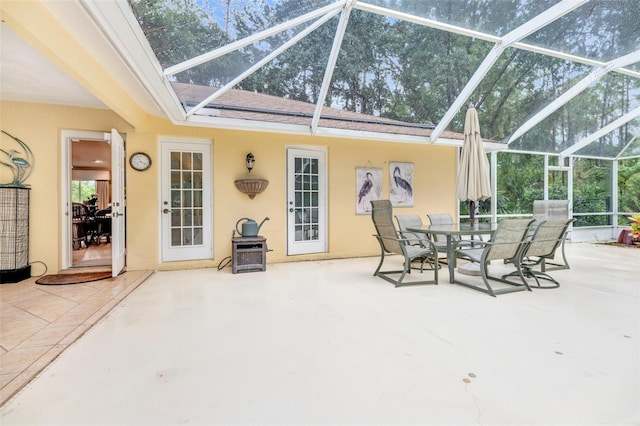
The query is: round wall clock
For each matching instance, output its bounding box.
[129,152,152,171]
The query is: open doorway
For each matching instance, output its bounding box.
[57,130,114,269]
[61,129,126,274]
[70,138,112,267]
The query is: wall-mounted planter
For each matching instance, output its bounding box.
[234,178,269,199]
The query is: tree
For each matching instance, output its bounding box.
[129,0,246,87]
[618,157,640,214]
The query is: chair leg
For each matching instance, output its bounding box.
[410,255,438,272]
[372,237,437,287]
[396,258,410,285]
[372,241,408,285]
[480,266,497,297]
[541,240,570,271]
[455,261,529,297]
[524,266,560,289]
[561,240,570,269]
[376,256,438,287]
[374,244,386,277]
[503,257,559,289]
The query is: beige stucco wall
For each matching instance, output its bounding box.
[1,100,457,274]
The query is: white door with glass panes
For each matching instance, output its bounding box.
[287,147,327,255]
[160,140,212,262]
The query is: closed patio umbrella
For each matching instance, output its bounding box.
[456,104,491,226]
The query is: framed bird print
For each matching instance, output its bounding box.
[355,167,382,214]
[389,162,414,207]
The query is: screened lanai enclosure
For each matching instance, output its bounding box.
[96,0,639,241]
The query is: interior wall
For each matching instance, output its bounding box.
[71,169,110,181]
[1,100,458,274]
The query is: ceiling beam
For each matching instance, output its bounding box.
[429,0,587,143]
[615,134,640,160]
[355,1,640,79]
[185,10,340,117]
[561,107,640,157]
[508,50,640,145]
[355,2,498,43]
[164,1,346,77]
[311,0,357,134]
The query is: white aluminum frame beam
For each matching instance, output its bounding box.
[561,106,640,157]
[164,1,345,76]
[311,0,357,134]
[615,134,640,160]
[186,10,341,116]
[355,1,640,79]
[355,2,498,44]
[508,50,640,145]
[429,0,587,143]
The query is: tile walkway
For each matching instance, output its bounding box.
[0,269,153,406]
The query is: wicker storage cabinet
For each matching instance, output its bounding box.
[232,236,267,274]
[0,187,31,283]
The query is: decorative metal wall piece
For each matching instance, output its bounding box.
[1,130,35,187]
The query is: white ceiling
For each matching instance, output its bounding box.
[1,0,165,117]
[0,24,106,109]
[0,24,112,168]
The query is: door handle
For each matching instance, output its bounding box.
[163,208,172,214]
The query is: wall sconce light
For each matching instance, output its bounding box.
[246,152,255,173]
[236,153,268,198]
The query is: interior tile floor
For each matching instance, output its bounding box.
[1,243,638,425]
[72,242,112,268]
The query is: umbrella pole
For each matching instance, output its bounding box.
[469,200,476,226]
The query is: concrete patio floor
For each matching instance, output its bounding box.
[1,242,638,425]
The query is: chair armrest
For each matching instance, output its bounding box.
[452,239,487,251]
[374,234,438,253]
[398,231,430,247]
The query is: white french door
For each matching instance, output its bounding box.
[109,129,126,277]
[160,139,212,262]
[61,129,122,272]
[287,147,327,255]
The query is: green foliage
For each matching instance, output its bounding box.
[618,157,640,213]
[496,152,544,214]
[71,181,95,203]
[573,158,613,226]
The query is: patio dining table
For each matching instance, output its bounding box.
[407,223,497,283]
